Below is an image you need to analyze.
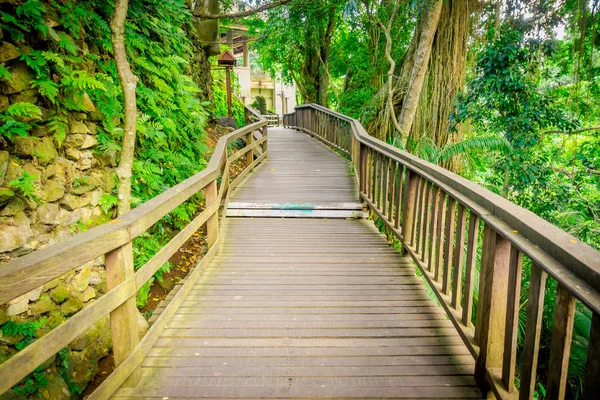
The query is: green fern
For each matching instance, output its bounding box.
[31,78,59,103]
[57,31,78,55]
[63,70,107,91]
[0,64,11,81]
[9,171,39,202]
[99,193,118,214]
[5,102,42,120]
[41,51,65,68]
[48,114,68,146]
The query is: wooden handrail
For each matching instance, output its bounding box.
[284,104,600,400]
[0,108,268,396]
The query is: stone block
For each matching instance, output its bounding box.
[60,194,81,211]
[3,62,34,95]
[34,137,58,166]
[37,203,60,225]
[30,296,58,315]
[0,151,8,185]
[14,137,35,158]
[60,297,83,316]
[70,120,90,134]
[0,187,14,205]
[24,286,43,301]
[80,134,97,149]
[43,180,65,202]
[6,295,28,316]
[49,285,69,303]
[72,267,91,292]
[0,41,20,63]
[0,223,31,252]
[80,286,96,302]
[0,197,27,217]
[38,373,70,400]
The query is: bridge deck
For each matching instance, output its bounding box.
[113,129,480,399]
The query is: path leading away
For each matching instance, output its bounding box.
[113,128,481,399]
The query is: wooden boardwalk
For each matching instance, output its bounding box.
[113,128,481,399]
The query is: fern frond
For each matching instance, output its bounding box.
[5,102,42,119]
[31,78,59,103]
[437,136,512,163]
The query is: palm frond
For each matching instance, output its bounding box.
[437,136,512,163]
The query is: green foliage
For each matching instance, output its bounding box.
[251,95,267,114]
[0,102,42,140]
[1,319,45,350]
[9,171,39,202]
[14,368,48,397]
[58,348,84,396]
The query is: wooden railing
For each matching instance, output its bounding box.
[284,104,600,400]
[0,108,268,399]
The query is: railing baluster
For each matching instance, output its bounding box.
[519,264,548,400]
[546,283,576,400]
[401,169,419,246]
[434,193,447,282]
[372,152,379,204]
[383,157,390,217]
[451,204,467,309]
[105,242,141,387]
[474,225,511,392]
[394,163,403,230]
[427,187,441,273]
[378,155,385,210]
[416,180,429,257]
[502,246,522,392]
[442,197,457,295]
[584,312,600,400]
[462,212,479,326]
[245,130,254,169]
[421,183,433,263]
[388,161,395,222]
[413,178,424,248]
[205,180,219,248]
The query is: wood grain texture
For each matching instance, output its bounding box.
[110,218,479,399]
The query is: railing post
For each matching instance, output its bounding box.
[245,129,254,168]
[105,242,140,387]
[584,312,600,400]
[205,179,219,248]
[262,124,268,153]
[474,224,511,394]
[401,169,418,248]
[352,134,360,186]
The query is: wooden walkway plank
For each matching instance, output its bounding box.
[113,128,479,399]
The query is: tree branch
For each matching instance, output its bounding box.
[193,0,294,19]
[541,126,600,135]
[111,0,139,216]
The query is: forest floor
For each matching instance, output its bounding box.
[82,123,235,398]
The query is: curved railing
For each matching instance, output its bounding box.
[284,104,600,400]
[0,109,268,398]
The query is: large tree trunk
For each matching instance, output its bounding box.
[292,7,337,106]
[190,0,220,101]
[111,0,138,216]
[396,0,443,140]
[365,0,474,171]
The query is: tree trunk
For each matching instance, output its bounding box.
[396,0,443,139]
[111,0,138,216]
[365,0,475,171]
[317,9,336,107]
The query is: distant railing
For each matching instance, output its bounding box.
[284,104,600,400]
[263,113,279,127]
[0,108,268,399]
